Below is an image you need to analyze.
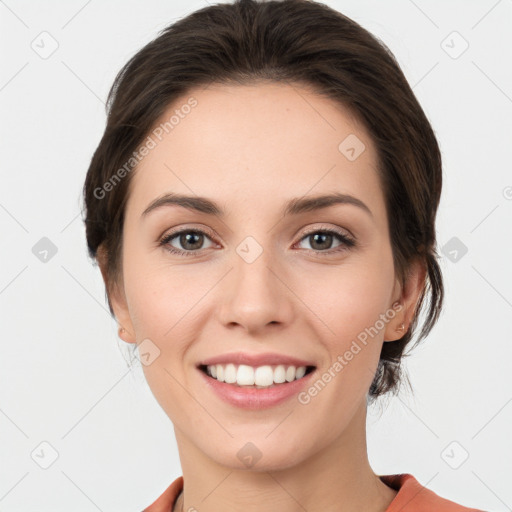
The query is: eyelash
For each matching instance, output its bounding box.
[158,226,356,258]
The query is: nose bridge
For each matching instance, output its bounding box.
[232,236,280,304]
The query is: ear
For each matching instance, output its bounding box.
[383,257,427,342]
[96,244,136,344]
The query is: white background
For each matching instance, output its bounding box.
[1,0,511,510]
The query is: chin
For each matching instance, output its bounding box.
[206,441,310,473]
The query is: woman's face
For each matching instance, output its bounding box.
[108,82,422,470]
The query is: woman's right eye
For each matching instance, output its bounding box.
[159,229,215,257]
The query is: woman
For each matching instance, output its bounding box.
[82,0,484,510]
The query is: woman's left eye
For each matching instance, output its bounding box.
[296,229,356,255]
[159,227,356,257]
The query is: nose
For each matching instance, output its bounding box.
[217,246,295,335]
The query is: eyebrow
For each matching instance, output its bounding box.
[141,192,373,219]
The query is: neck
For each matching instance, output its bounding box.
[173,400,397,512]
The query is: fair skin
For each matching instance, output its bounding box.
[98,82,426,512]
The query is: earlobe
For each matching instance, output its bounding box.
[96,244,137,344]
[384,258,427,342]
[383,302,407,343]
[118,325,136,344]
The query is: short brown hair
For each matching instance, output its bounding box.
[82,0,444,402]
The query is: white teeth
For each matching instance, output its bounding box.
[204,363,311,387]
[295,366,306,379]
[224,363,237,384]
[255,366,274,386]
[274,365,286,384]
[237,364,255,385]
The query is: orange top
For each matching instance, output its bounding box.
[142,473,484,511]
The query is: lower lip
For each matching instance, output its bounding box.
[197,367,316,410]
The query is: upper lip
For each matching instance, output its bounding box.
[197,352,316,368]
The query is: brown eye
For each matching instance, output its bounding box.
[296,229,356,255]
[160,229,215,257]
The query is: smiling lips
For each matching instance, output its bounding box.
[204,363,311,387]
[197,351,316,368]
[197,351,316,388]
[197,360,317,409]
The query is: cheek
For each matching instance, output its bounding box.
[125,260,203,419]
[295,257,394,341]
[123,242,205,339]
[293,267,392,415]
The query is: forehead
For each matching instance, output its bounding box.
[126,81,386,225]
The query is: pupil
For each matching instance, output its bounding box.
[182,232,202,250]
[311,233,331,250]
